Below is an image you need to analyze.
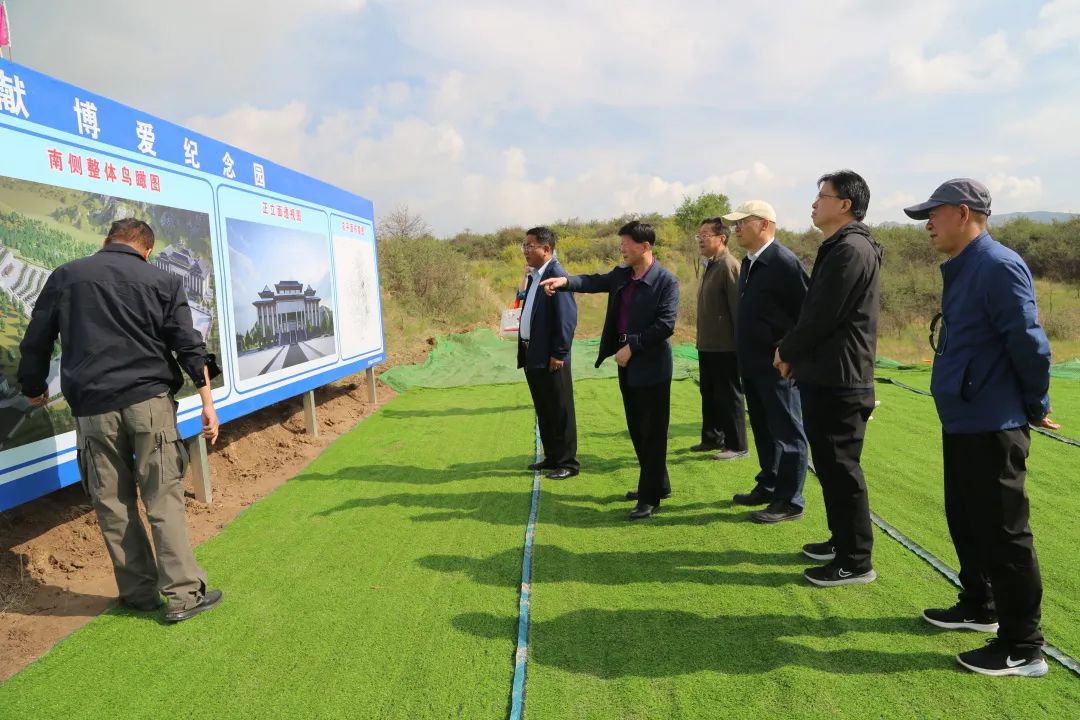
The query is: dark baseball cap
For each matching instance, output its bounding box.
[903,178,992,220]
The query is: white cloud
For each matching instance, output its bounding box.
[889,32,1023,93]
[1026,0,1080,53]
[986,172,1043,202]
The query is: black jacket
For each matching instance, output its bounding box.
[736,241,809,377]
[517,259,577,369]
[565,261,679,387]
[18,243,211,416]
[779,221,883,388]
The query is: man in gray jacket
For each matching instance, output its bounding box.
[774,170,882,587]
[693,218,747,460]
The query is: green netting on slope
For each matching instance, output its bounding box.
[874,356,1080,380]
[381,334,1080,392]
[1050,359,1080,380]
[381,329,700,391]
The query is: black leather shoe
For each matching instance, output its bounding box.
[690,442,723,452]
[750,501,804,524]
[119,596,163,612]
[164,589,223,623]
[732,487,773,506]
[626,490,672,501]
[629,503,657,520]
[546,468,579,479]
[527,461,551,471]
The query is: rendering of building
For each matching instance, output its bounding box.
[154,243,212,305]
[253,280,324,345]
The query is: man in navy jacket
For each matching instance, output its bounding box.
[541,221,679,519]
[722,201,809,524]
[518,227,579,479]
[905,178,1056,678]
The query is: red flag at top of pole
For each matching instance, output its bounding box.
[0,3,10,48]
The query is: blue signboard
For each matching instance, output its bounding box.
[0,58,385,511]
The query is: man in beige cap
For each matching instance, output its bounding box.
[722,201,809,524]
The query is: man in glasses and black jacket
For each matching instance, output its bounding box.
[773,170,883,588]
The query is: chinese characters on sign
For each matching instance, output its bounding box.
[183,137,200,169]
[0,69,29,118]
[3,68,289,195]
[136,121,157,156]
[263,199,306,222]
[46,148,161,192]
[340,221,367,235]
[73,98,100,139]
[261,201,303,222]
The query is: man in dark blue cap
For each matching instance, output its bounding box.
[904,178,1057,677]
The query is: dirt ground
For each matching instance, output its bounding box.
[0,372,398,682]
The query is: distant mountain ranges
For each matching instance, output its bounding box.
[876,211,1077,229]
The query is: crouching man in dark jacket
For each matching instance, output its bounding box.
[905,179,1056,678]
[775,170,882,588]
[540,221,679,520]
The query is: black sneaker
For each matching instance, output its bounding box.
[802,541,835,561]
[922,603,999,633]
[957,639,1049,677]
[804,564,876,587]
[750,501,803,524]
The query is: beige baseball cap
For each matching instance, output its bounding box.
[722,200,777,224]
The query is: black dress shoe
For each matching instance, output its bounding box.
[164,589,223,623]
[629,503,657,520]
[625,490,672,501]
[527,461,551,471]
[546,468,579,479]
[119,596,163,612]
[750,501,804,524]
[689,442,723,452]
[732,487,773,506]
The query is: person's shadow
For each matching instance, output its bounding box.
[453,609,944,677]
[418,546,807,587]
[0,550,114,618]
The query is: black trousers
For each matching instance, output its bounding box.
[618,368,671,505]
[524,365,578,471]
[742,373,807,508]
[800,385,875,572]
[943,427,1043,649]
[698,351,747,452]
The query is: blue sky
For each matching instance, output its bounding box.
[8,1,1080,235]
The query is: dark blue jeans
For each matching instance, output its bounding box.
[742,373,808,509]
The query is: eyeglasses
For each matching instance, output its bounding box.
[816,192,843,201]
[733,217,761,228]
[521,244,541,251]
[929,312,947,355]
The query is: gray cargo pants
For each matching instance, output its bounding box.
[74,393,207,611]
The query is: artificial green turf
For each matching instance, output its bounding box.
[512,379,1079,719]
[1,376,1077,720]
[864,381,1080,658]
[0,384,536,719]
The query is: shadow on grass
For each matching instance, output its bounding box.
[314,489,756,528]
[294,454,632,485]
[379,404,532,419]
[454,609,942,677]
[418,546,807,587]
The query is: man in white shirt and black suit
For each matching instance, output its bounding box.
[518,226,579,479]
